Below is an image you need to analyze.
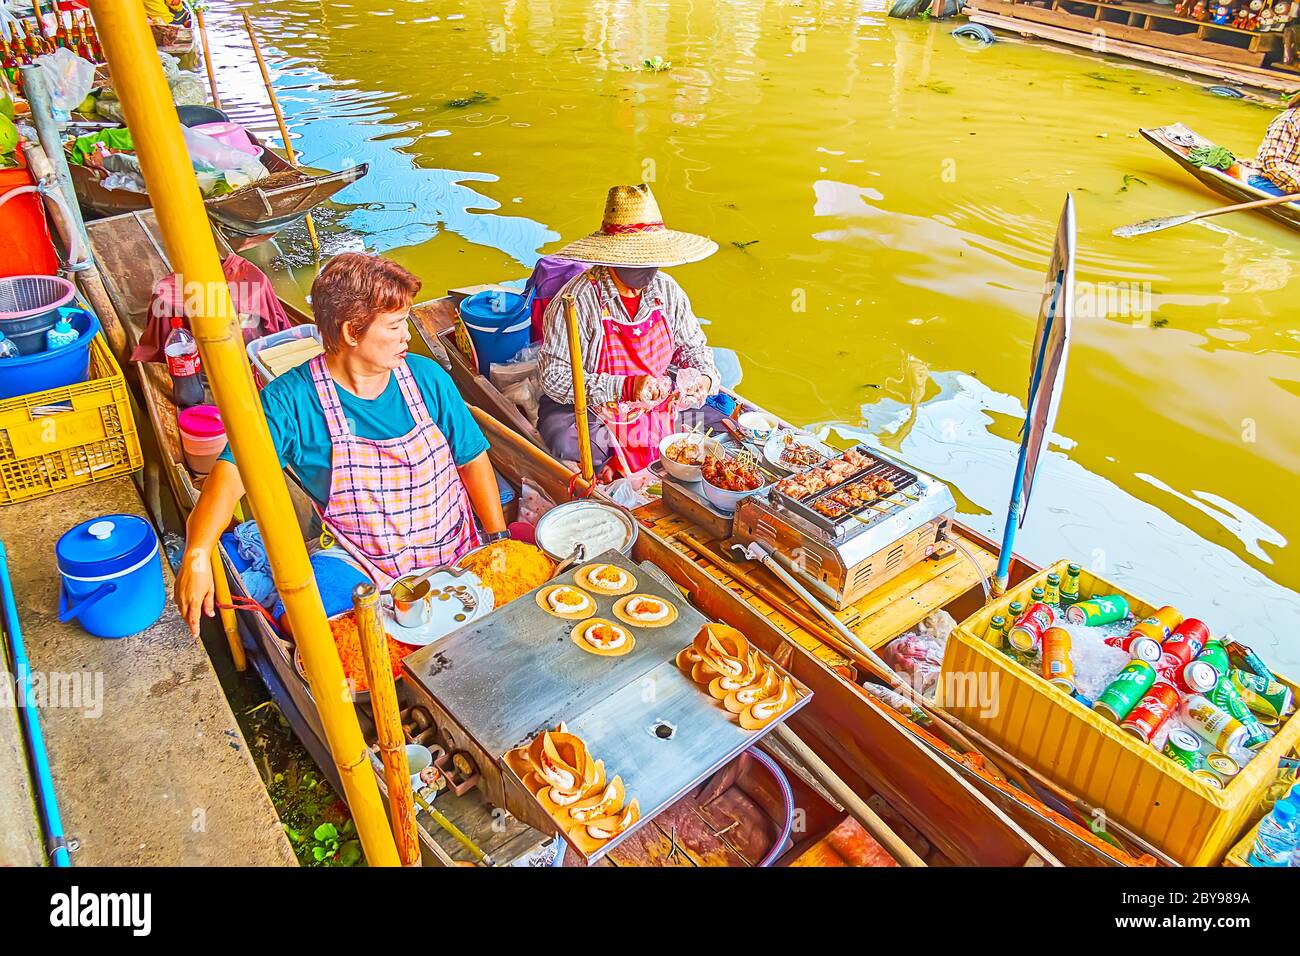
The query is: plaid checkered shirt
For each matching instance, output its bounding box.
[1257,107,1300,193]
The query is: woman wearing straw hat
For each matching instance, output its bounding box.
[537,184,724,480]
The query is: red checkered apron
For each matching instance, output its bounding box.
[591,275,677,474]
[308,355,479,585]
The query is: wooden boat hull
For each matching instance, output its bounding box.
[1140,123,1300,232]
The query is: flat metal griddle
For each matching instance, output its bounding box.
[402,549,810,863]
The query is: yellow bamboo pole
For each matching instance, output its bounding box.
[88,0,399,867]
[352,583,421,867]
[240,10,319,253]
[194,7,222,110]
[210,551,246,672]
[562,293,594,481]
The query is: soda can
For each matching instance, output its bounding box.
[1191,768,1224,790]
[1066,594,1130,626]
[1151,715,1174,751]
[1197,639,1230,677]
[1044,572,1061,605]
[1121,680,1181,743]
[1179,693,1250,754]
[1162,619,1211,670]
[1210,675,1272,749]
[1041,627,1074,693]
[1008,616,1046,654]
[984,615,1007,648]
[1093,660,1158,723]
[1162,728,1202,771]
[1059,563,1081,606]
[1224,637,1276,684]
[1104,631,1162,663]
[1164,659,1218,695]
[1142,605,1184,639]
[1206,751,1240,785]
[1229,668,1294,720]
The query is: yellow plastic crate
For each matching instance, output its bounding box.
[0,334,142,505]
[935,559,1300,866]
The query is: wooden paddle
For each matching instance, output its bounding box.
[1113,190,1300,238]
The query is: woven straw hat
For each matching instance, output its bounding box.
[551,184,718,267]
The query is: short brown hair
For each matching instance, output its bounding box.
[311,253,422,353]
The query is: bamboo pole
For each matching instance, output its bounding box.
[87,0,400,868]
[210,551,246,672]
[240,11,319,253]
[562,293,594,481]
[353,583,421,867]
[194,7,222,110]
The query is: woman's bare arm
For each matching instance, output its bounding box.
[175,459,246,637]
[457,450,507,536]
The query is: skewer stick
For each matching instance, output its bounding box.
[241,10,320,253]
[563,292,595,482]
[352,583,421,866]
[195,7,222,110]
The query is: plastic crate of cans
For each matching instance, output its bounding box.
[936,559,1300,866]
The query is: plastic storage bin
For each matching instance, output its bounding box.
[0,334,143,505]
[246,324,324,387]
[936,559,1300,866]
[56,513,165,639]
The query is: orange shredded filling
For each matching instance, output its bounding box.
[328,612,414,694]
[458,540,555,606]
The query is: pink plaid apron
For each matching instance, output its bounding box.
[591,274,677,474]
[308,355,479,585]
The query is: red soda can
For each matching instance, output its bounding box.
[1159,618,1210,672]
[1008,602,1054,653]
[1016,602,1055,630]
[1105,630,1163,663]
[1120,680,1181,744]
[1172,659,1219,695]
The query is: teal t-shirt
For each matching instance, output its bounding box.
[218,354,489,507]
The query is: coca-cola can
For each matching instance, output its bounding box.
[1008,616,1046,653]
[1105,631,1163,664]
[1120,680,1182,744]
[1161,619,1211,669]
[1162,659,1219,695]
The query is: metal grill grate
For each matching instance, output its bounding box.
[771,447,922,534]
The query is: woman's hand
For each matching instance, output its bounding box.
[176,547,216,638]
[679,371,714,409]
[627,374,671,404]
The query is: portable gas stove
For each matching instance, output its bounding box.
[731,445,956,610]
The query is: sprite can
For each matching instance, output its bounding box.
[1044,572,1061,605]
[1230,669,1294,720]
[1066,594,1131,627]
[1093,659,1158,723]
[985,615,1007,649]
[1209,674,1271,749]
[1197,640,1231,678]
[1059,563,1082,606]
[1162,727,1202,771]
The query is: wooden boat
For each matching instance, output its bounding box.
[66,131,368,251]
[81,209,1057,868]
[408,295,1177,868]
[1141,123,1300,232]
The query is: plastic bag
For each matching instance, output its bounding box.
[180,125,266,196]
[599,475,655,509]
[518,477,557,527]
[34,48,94,122]
[883,610,957,699]
[491,345,542,423]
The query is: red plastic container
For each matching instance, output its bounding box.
[0,156,58,279]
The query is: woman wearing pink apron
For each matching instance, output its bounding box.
[174,253,508,636]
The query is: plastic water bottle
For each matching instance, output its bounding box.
[0,332,18,360]
[164,316,205,409]
[1247,796,1298,866]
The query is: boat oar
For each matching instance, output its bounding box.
[195,7,222,110]
[241,10,320,254]
[1113,190,1300,238]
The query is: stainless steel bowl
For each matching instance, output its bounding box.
[533,500,639,563]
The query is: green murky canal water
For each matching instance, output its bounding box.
[202,0,1300,670]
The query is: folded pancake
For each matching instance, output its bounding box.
[576,563,637,595]
[571,618,636,657]
[527,731,587,793]
[613,593,678,628]
[690,659,719,685]
[693,624,752,683]
[724,661,777,714]
[566,799,641,856]
[565,776,626,825]
[676,646,702,673]
[535,584,597,620]
[504,746,532,782]
[739,676,798,731]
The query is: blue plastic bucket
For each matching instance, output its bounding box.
[458,289,531,375]
[56,514,165,639]
[0,309,101,400]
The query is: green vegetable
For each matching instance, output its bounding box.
[0,94,13,122]
[1189,145,1236,170]
[0,114,17,157]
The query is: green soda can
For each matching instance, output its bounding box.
[1197,640,1231,678]
[985,615,1007,649]
[1211,674,1272,749]
[1044,572,1061,605]
[1031,586,1046,604]
[1093,660,1158,723]
[1066,594,1130,627]
[1059,563,1082,606]
[1162,727,1203,772]
[1230,668,1294,720]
